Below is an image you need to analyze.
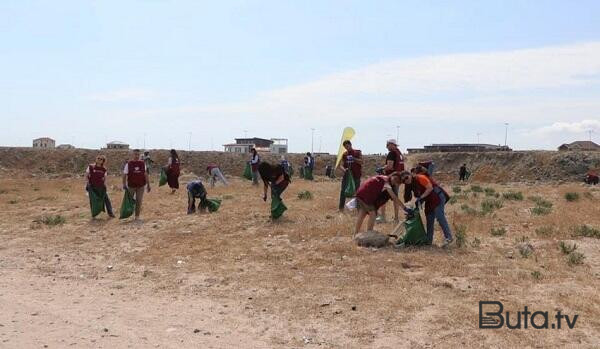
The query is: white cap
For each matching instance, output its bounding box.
[387,139,397,145]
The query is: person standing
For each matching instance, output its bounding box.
[400,171,453,246]
[459,164,468,181]
[354,172,406,236]
[280,155,290,175]
[143,151,154,174]
[206,163,228,187]
[86,154,115,218]
[250,148,260,185]
[337,140,363,211]
[378,139,405,223]
[187,179,208,214]
[122,149,151,220]
[165,149,181,194]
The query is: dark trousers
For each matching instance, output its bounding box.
[459,173,466,181]
[339,173,360,210]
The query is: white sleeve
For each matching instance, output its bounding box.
[168,157,172,166]
[85,166,90,175]
[123,163,129,175]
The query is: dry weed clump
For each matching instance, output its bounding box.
[502,191,524,201]
[38,215,66,226]
[558,241,578,254]
[297,190,313,200]
[564,192,580,202]
[490,227,506,236]
[481,198,503,214]
[573,225,600,238]
[535,226,556,237]
[567,252,585,266]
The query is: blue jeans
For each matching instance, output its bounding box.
[425,189,452,243]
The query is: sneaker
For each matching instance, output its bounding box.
[442,237,454,247]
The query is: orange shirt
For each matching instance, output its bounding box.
[415,174,432,188]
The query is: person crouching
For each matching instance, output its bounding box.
[354,172,406,236]
[187,180,208,214]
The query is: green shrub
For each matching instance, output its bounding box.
[528,196,552,208]
[567,252,585,266]
[518,244,533,258]
[573,225,600,238]
[41,215,66,226]
[558,241,577,254]
[484,187,496,196]
[471,237,481,248]
[481,199,503,214]
[222,194,234,200]
[297,190,313,200]
[471,185,483,193]
[460,204,479,216]
[452,186,462,193]
[490,227,506,236]
[502,191,524,201]
[564,192,580,202]
[531,271,542,280]
[531,206,552,216]
[471,192,479,198]
[454,224,467,248]
[535,226,555,237]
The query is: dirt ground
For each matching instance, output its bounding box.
[1,173,599,348]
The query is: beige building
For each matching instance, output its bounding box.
[33,137,55,149]
[57,144,75,149]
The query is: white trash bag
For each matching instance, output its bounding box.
[345,198,357,210]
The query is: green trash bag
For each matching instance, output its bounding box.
[89,187,106,217]
[396,209,429,245]
[271,195,287,219]
[344,173,356,198]
[159,168,168,186]
[204,198,222,212]
[465,170,471,180]
[304,167,314,180]
[243,163,253,180]
[119,190,136,219]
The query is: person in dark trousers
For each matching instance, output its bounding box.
[258,162,290,212]
[337,140,363,211]
[86,154,115,218]
[378,139,405,223]
[165,149,181,194]
[250,148,260,185]
[187,180,208,214]
[401,171,453,247]
[459,164,468,181]
[354,172,407,236]
[122,149,151,220]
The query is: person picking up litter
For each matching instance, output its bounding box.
[258,162,290,219]
[354,172,408,236]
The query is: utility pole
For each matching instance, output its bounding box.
[188,132,192,151]
[319,136,322,153]
[243,130,248,138]
[504,123,509,147]
[143,133,146,149]
[477,132,482,144]
[589,130,594,142]
[311,128,315,153]
[396,125,400,144]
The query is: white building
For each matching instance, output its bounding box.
[33,137,55,149]
[57,144,75,149]
[223,137,288,154]
[106,141,129,150]
[270,138,288,154]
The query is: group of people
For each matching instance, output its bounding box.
[337,139,453,247]
[85,141,454,246]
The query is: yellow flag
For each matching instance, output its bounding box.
[335,127,356,168]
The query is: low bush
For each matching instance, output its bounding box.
[490,227,506,236]
[502,191,524,201]
[564,192,580,202]
[481,199,503,214]
[567,252,585,266]
[573,225,600,238]
[528,196,553,208]
[41,215,66,226]
[297,190,313,200]
[454,224,467,248]
[484,187,496,196]
[535,226,555,237]
[452,186,462,193]
[531,271,542,280]
[531,206,552,216]
[558,241,577,254]
[471,185,483,193]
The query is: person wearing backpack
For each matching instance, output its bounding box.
[85,154,115,218]
[337,140,362,211]
[400,171,453,247]
[122,149,151,220]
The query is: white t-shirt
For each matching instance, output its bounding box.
[123,163,129,175]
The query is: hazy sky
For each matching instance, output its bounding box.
[2,0,600,154]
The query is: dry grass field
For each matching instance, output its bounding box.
[1,173,599,348]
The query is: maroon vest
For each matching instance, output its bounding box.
[343,149,362,178]
[88,165,106,188]
[169,158,180,176]
[356,175,389,206]
[127,160,146,187]
[385,148,405,174]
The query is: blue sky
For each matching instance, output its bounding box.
[2,0,600,154]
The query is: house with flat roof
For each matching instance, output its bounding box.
[33,137,55,149]
[223,137,288,154]
[558,141,600,151]
[106,141,130,150]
